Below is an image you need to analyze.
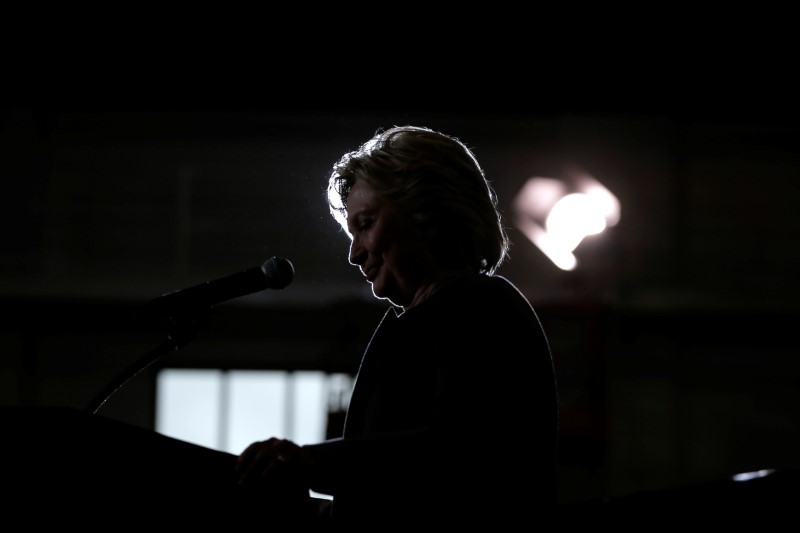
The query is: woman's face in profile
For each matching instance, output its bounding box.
[345,180,438,308]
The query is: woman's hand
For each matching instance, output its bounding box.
[235,437,314,493]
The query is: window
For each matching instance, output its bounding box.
[155,368,353,498]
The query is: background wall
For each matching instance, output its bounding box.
[2,101,799,504]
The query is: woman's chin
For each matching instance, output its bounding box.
[370,283,397,305]
[369,282,383,299]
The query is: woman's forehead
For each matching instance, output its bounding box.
[346,181,380,214]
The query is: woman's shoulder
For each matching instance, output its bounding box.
[462,273,528,299]
[430,273,534,313]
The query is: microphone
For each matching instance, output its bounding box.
[140,256,294,321]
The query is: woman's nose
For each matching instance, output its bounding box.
[348,237,365,266]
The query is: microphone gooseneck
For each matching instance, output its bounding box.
[90,257,295,415]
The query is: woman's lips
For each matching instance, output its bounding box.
[365,265,378,282]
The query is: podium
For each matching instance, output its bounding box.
[0,406,319,526]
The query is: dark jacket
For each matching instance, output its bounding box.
[304,274,558,527]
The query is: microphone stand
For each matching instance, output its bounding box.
[86,309,210,415]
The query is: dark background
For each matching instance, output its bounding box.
[2,49,799,507]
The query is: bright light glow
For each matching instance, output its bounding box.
[515,213,577,271]
[584,183,621,227]
[732,469,775,482]
[513,174,620,270]
[516,177,569,220]
[546,193,607,252]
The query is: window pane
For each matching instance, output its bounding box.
[155,368,354,465]
[227,370,287,455]
[293,371,327,445]
[155,369,221,449]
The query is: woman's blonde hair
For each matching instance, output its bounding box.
[327,125,509,275]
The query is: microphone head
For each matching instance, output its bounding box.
[264,256,294,289]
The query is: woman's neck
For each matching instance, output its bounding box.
[403,268,478,312]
